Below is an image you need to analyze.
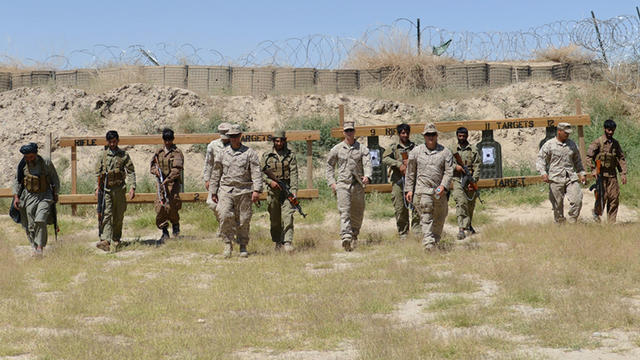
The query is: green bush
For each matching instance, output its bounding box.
[279,115,340,166]
[176,111,231,153]
[75,106,103,129]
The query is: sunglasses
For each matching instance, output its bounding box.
[344,129,355,133]
[229,134,241,138]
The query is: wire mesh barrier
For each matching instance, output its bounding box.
[4,13,640,95]
[1,62,607,95]
[3,14,640,69]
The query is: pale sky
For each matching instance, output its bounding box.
[2,0,637,67]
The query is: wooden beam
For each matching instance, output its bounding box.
[330,115,592,138]
[0,189,320,205]
[57,130,321,147]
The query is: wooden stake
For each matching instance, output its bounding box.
[71,144,77,216]
[306,140,313,189]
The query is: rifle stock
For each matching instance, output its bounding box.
[154,155,169,205]
[453,152,482,203]
[589,159,605,216]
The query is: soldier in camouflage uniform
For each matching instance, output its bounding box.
[405,123,454,251]
[262,129,298,252]
[203,122,232,209]
[95,130,136,252]
[326,121,372,252]
[536,122,586,224]
[586,119,627,223]
[450,127,481,240]
[210,124,263,258]
[150,128,184,242]
[382,123,419,239]
[12,143,60,256]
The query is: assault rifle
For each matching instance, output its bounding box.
[453,152,483,204]
[153,155,168,206]
[97,172,108,237]
[263,165,307,218]
[589,159,605,216]
[50,184,59,242]
[399,152,414,210]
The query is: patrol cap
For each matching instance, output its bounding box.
[226,124,243,136]
[272,129,286,139]
[421,123,438,135]
[218,122,232,139]
[557,122,572,134]
[343,121,355,131]
[20,142,38,154]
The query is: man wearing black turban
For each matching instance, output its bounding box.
[12,142,60,257]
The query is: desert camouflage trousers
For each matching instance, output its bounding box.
[549,179,582,223]
[336,182,365,241]
[155,182,182,229]
[415,192,448,247]
[594,176,620,223]
[217,192,253,245]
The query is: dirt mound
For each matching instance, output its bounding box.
[0,82,578,187]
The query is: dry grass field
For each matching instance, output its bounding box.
[1,187,640,359]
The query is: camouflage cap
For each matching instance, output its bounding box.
[343,121,355,130]
[421,123,438,135]
[557,122,573,134]
[226,124,243,136]
[217,122,232,133]
[272,129,286,139]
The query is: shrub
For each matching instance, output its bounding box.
[74,106,103,129]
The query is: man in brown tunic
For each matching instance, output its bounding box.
[586,119,627,223]
[150,128,184,242]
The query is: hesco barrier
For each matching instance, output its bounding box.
[0,62,604,95]
[0,72,10,91]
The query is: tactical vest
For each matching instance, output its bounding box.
[101,150,126,187]
[156,150,173,178]
[596,137,617,173]
[265,150,292,182]
[22,157,49,193]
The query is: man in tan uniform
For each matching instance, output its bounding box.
[405,123,454,251]
[12,143,60,256]
[326,121,372,252]
[150,128,184,242]
[95,130,136,252]
[536,122,586,224]
[203,122,232,206]
[262,129,298,252]
[586,119,627,223]
[210,124,263,258]
[382,123,420,240]
[450,127,481,240]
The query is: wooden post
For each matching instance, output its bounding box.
[306,140,313,189]
[46,132,52,159]
[575,99,588,169]
[339,104,344,128]
[71,144,77,216]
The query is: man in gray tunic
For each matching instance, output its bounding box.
[405,123,454,251]
[536,122,586,223]
[12,143,60,256]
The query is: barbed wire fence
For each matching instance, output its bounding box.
[2,12,640,96]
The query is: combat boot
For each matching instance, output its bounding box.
[239,245,248,258]
[468,225,476,234]
[159,227,170,244]
[275,242,283,251]
[283,242,294,253]
[341,238,352,252]
[110,240,121,253]
[172,223,180,237]
[592,212,601,223]
[457,228,466,240]
[223,243,232,258]
[96,240,110,252]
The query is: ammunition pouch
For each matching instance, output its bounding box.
[23,172,48,193]
[106,169,125,187]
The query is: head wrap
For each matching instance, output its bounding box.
[19,142,38,154]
